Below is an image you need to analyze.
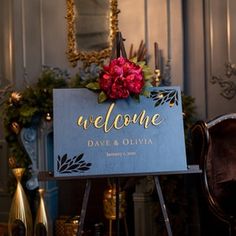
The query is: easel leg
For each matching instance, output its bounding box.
[115,178,120,236]
[109,220,112,236]
[154,176,173,236]
[78,179,91,236]
[124,217,129,236]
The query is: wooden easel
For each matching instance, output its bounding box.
[73,165,201,236]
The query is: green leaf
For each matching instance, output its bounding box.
[144,81,153,88]
[137,61,146,67]
[20,106,38,117]
[98,91,107,103]
[142,67,154,80]
[85,82,100,90]
[143,72,153,80]
[142,90,151,98]
[130,57,138,63]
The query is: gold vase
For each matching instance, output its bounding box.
[34,188,51,236]
[8,168,33,236]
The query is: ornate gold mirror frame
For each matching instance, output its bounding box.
[66,0,119,67]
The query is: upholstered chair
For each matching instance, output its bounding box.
[190,113,236,236]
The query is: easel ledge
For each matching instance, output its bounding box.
[38,165,201,181]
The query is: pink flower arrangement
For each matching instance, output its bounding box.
[99,57,144,99]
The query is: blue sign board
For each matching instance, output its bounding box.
[53,87,187,177]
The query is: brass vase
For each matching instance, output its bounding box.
[8,168,33,236]
[34,188,51,236]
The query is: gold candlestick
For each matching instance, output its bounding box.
[153,69,161,86]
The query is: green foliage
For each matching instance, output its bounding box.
[1,67,69,167]
[182,93,196,133]
[181,93,197,151]
[98,91,108,103]
[132,57,154,97]
[85,82,100,90]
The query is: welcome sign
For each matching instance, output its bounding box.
[53,87,187,177]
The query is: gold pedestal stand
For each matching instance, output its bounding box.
[103,184,129,236]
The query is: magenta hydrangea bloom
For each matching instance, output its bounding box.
[99,57,144,99]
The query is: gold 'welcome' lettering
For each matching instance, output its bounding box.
[77,102,163,133]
